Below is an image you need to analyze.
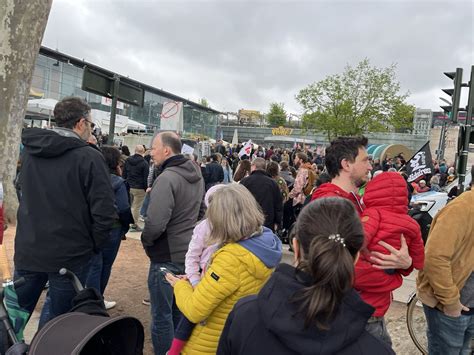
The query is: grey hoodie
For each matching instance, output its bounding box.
[141,155,204,264]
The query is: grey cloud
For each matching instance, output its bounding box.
[43,0,473,113]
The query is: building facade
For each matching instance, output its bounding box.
[412,108,432,136]
[28,47,220,138]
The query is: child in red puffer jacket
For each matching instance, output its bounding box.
[354,172,424,344]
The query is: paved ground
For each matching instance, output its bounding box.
[3,224,423,354]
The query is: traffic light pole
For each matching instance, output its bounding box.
[436,120,448,161]
[456,65,474,195]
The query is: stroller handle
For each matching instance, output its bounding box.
[59,268,84,293]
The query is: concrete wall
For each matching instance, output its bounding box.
[220,126,429,152]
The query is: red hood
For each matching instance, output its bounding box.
[363,172,408,213]
[311,183,363,215]
[312,182,353,200]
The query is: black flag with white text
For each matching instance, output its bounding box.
[406,142,435,183]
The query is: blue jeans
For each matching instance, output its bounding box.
[148,262,185,355]
[140,192,151,218]
[174,314,195,341]
[423,304,474,355]
[86,227,123,295]
[14,260,91,329]
[365,316,392,347]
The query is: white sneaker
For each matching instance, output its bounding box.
[104,300,116,310]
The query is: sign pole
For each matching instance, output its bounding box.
[81,66,144,144]
[108,75,120,144]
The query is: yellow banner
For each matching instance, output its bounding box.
[272,126,293,136]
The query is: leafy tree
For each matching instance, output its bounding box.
[296,59,414,140]
[199,98,209,108]
[0,0,52,222]
[266,102,287,127]
[391,100,416,131]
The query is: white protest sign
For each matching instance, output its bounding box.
[201,141,211,157]
[160,101,184,132]
[181,143,195,155]
[239,140,253,158]
[101,96,124,110]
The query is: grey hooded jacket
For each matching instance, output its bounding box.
[141,155,204,264]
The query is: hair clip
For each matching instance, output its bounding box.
[328,233,346,247]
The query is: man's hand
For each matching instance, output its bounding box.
[444,304,470,318]
[146,187,152,193]
[370,235,412,270]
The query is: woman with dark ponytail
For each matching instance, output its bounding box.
[217,197,394,355]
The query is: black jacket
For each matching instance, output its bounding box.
[123,154,149,189]
[240,170,283,229]
[204,161,224,188]
[218,264,394,355]
[215,144,226,156]
[15,128,117,272]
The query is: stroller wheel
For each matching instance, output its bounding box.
[0,322,12,354]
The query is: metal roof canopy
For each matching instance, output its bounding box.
[264,136,316,144]
[367,143,413,161]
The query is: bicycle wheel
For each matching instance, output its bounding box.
[406,291,428,354]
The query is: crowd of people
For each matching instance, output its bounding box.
[1,95,472,354]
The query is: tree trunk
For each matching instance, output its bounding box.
[0,1,53,222]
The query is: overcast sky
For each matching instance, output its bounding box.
[42,0,473,114]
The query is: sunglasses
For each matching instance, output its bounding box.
[83,118,95,129]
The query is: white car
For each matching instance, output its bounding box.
[410,168,472,218]
[408,168,471,243]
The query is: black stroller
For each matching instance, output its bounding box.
[0,269,144,355]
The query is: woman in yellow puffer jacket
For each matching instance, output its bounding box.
[165,183,283,354]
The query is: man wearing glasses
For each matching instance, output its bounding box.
[14,96,116,327]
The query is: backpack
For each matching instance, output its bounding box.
[303,169,317,196]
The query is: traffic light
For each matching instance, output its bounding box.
[441,68,463,123]
[457,126,474,146]
[454,65,474,195]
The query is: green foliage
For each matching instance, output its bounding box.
[199,98,209,108]
[391,100,416,131]
[296,59,414,139]
[266,102,287,127]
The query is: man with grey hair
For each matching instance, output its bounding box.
[142,131,204,355]
[240,157,283,231]
[123,144,149,231]
[14,96,116,327]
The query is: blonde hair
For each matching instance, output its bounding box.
[207,183,264,245]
